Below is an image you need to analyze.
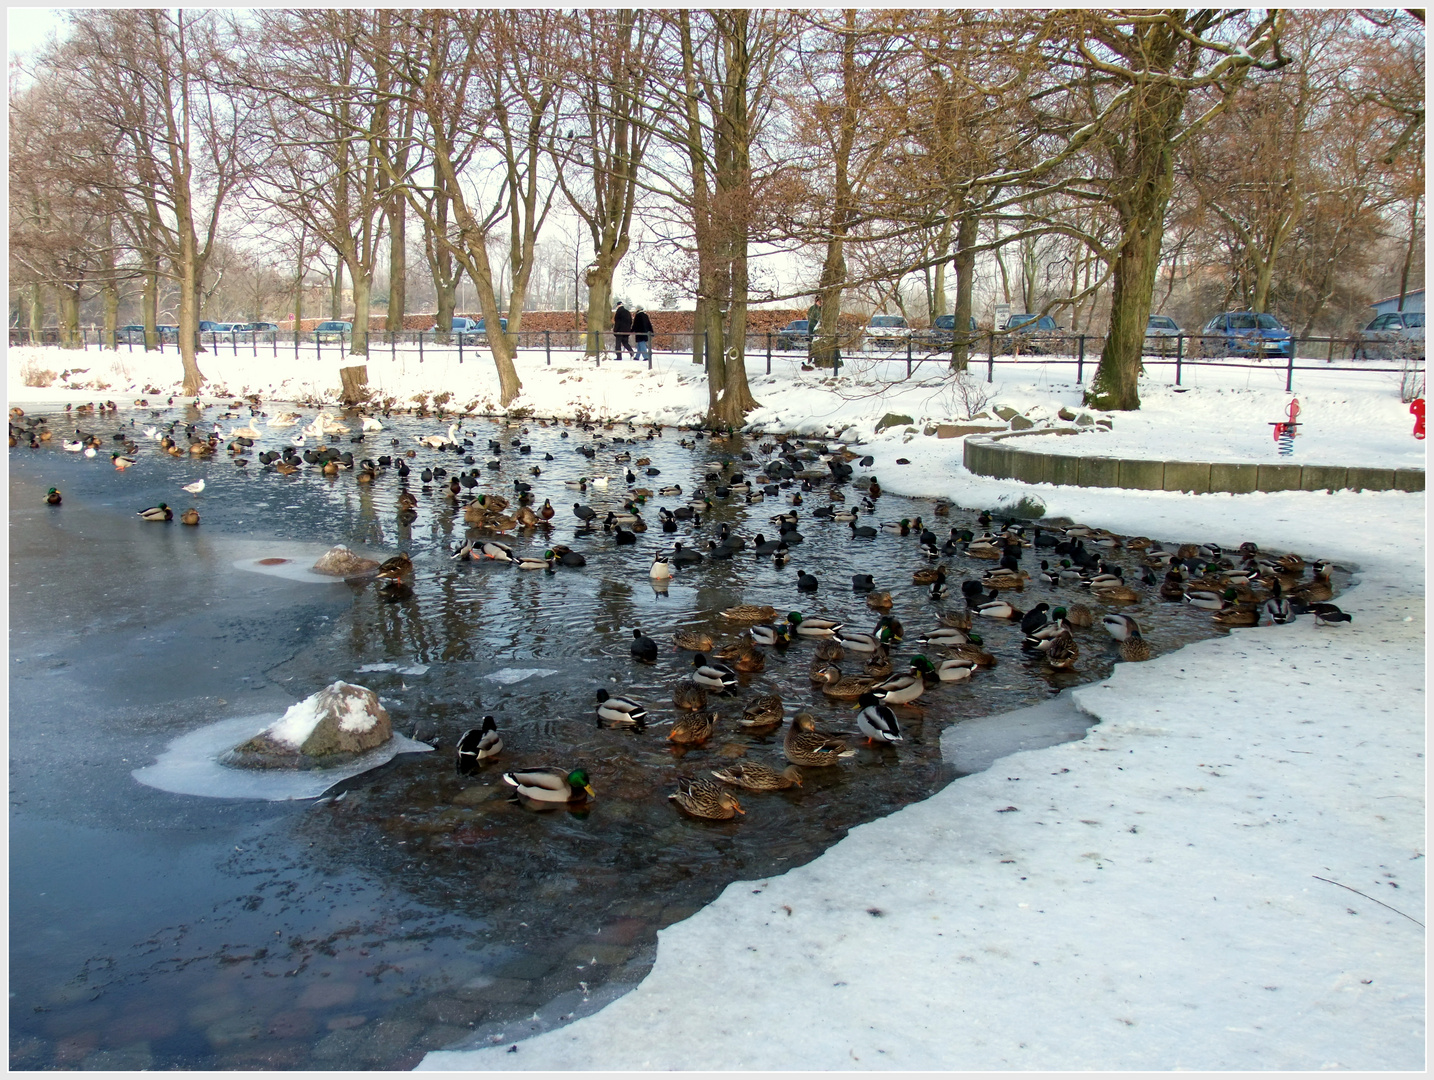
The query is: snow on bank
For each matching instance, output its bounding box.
[422,482,1424,1071]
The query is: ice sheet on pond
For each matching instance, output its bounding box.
[232,555,355,584]
[940,688,1098,775]
[356,662,430,676]
[131,714,433,801]
[484,667,560,685]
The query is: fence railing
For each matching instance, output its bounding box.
[12,324,1424,395]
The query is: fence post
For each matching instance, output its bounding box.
[1286,346,1295,393]
[419,330,424,363]
[391,329,396,363]
[987,331,995,383]
[458,333,463,364]
[1077,334,1085,383]
[833,345,840,376]
[1175,335,1183,385]
[294,328,300,361]
[906,336,912,377]
[546,329,551,365]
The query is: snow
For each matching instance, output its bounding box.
[11,340,1425,1069]
[130,715,432,802]
[264,692,327,749]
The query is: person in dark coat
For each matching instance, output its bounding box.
[613,302,634,358]
[631,306,654,362]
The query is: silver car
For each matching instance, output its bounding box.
[1353,311,1424,361]
[1144,314,1182,355]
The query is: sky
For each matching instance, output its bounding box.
[7,6,66,65]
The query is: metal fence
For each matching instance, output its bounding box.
[12,324,1425,396]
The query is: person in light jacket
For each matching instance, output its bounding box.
[632,306,654,362]
[612,302,634,358]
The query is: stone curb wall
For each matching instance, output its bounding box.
[962,430,1425,494]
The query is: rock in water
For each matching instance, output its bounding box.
[222,681,393,769]
[311,544,379,576]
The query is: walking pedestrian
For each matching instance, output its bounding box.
[632,305,653,363]
[613,302,634,359]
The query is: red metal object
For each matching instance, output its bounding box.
[1412,397,1425,440]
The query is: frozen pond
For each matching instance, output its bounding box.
[8,402,1343,1069]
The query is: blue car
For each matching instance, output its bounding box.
[921,313,979,348]
[774,319,811,350]
[1198,312,1293,359]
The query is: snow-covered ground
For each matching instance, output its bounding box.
[10,340,1426,1070]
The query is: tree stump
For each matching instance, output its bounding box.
[339,364,369,405]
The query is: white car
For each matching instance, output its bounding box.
[864,314,912,349]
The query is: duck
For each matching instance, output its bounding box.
[721,604,778,623]
[711,761,803,791]
[739,693,785,729]
[45,488,61,505]
[873,613,904,643]
[503,767,594,804]
[912,564,947,586]
[595,688,647,728]
[180,508,200,526]
[1119,632,1152,661]
[668,711,718,744]
[784,712,857,766]
[1213,603,1261,627]
[517,552,555,572]
[862,647,894,680]
[869,668,924,705]
[1042,630,1079,670]
[673,629,714,652]
[456,716,502,773]
[630,628,659,663]
[814,638,845,661]
[669,776,743,820]
[672,679,710,712]
[928,569,949,601]
[1090,581,1140,603]
[975,599,1023,620]
[865,591,894,611]
[1185,586,1236,611]
[787,612,842,638]
[930,655,976,681]
[1100,613,1142,641]
[650,552,673,580]
[550,545,587,567]
[1064,603,1094,628]
[796,569,820,593]
[1159,571,1187,601]
[938,608,973,630]
[920,626,972,648]
[816,665,876,700]
[481,540,515,562]
[112,453,138,469]
[1263,581,1295,625]
[982,567,1028,591]
[834,630,883,653]
[691,654,738,692]
[855,691,903,745]
[748,623,789,648]
[1291,561,1334,603]
[951,638,998,668]
[138,503,173,521]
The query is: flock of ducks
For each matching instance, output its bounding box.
[16,400,1350,822]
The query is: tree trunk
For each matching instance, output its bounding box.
[142,259,160,351]
[349,265,370,356]
[434,280,456,344]
[584,262,614,356]
[29,286,44,344]
[339,364,369,404]
[293,252,305,339]
[949,212,979,371]
[813,240,846,368]
[931,217,951,318]
[102,282,119,351]
[386,196,406,340]
[59,284,82,349]
[701,299,726,421]
[691,297,708,366]
[176,216,206,395]
[1398,194,1420,310]
[330,264,343,319]
[715,266,759,427]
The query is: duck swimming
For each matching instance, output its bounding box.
[503,767,594,805]
[669,776,743,820]
[456,716,502,773]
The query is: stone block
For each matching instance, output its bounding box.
[1343,467,1395,492]
[1047,454,1081,487]
[962,439,987,475]
[986,445,1014,481]
[1257,463,1304,492]
[875,412,914,433]
[993,405,1019,421]
[935,423,1006,439]
[1162,461,1212,493]
[1077,457,1119,488]
[1210,462,1260,494]
[1393,468,1426,492]
[1008,450,1048,485]
[1301,465,1348,492]
[1009,414,1034,430]
[1118,459,1165,490]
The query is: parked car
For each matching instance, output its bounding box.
[237,321,279,337]
[314,320,353,343]
[774,319,811,350]
[1197,311,1293,358]
[918,313,978,348]
[1353,310,1424,360]
[197,320,222,333]
[116,324,147,343]
[864,314,912,349]
[1143,314,1182,355]
[204,322,242,342]
[1001,313,1064,355]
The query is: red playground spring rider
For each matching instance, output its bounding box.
[1411,397,1425,440]
[1270,398,1300,456]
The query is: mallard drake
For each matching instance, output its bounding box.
[481,540,515,562]
[180,508,200,526]
[1263,581,1295,625]
[1043,630,1079,670]
[690,654,738,692]
[880,518,912,535]
[869,669,924,705]
[748,623,789,648]
[112,453,138,469]
[138,503,173,521]
[673,629,715,652]
[835,631,883,653]
[932,656,976,681]
[873,614,904,643]
[855,691,903,744]
[503,767,594,804]
[975,599,1022,620]
[668,711,718,744]
[739,693,784,729]
[45,488,61,505]
[711,761,802,791]
[1119,633,1152,661]
[721,604,778,623]
[669,776,743,820]
[631,628,659,663]
[920,626,971,648]
[784,712,856,766]
[673,679,710,712]
[1185,586,1236,611]
[517,552,555,572]
[787,612,842,637]
[595,688,648,728]
[456,716,502,773]
[1101,613,1142,641]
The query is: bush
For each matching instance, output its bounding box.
[21,362,56,387]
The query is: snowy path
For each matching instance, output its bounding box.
[422,488,1424,1071]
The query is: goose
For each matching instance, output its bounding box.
[503,767,594,804]
[669,776,743,820]
[595,689,647,728]
[855,691,902,745]
[456,716,502,773]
